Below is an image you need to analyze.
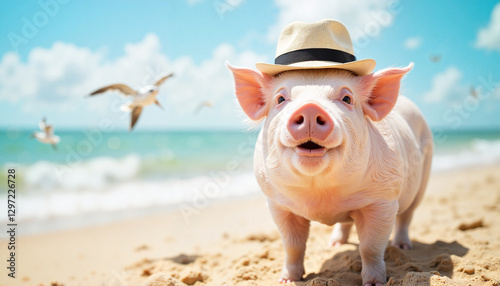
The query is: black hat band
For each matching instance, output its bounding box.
[274,48,356,65]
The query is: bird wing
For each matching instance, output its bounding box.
[194,101,213,114]
[155,99,163,109]
[130,106,143,131]
[154,73,174,87]
[90,84,137,96]
[39,118,47,131]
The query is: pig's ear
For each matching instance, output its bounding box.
[360,63,413,121]
[226,62,272,120]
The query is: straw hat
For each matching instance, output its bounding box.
[256,19,376,76]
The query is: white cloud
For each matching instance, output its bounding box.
[424,67,467,103]
[476,3,500,52]
[0,34,268,128]
[404,36,422,50]
[268,0,402,49]
[0,34,163,105]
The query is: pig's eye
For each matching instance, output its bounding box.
[342,95,352,105]
[277,95,286,105]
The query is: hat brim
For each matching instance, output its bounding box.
[256,59,376,76]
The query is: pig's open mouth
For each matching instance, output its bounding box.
[298,141,323,150]
[295,140,327,157]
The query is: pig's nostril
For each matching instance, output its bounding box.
[316,116,326,125]
[295,115,304,125]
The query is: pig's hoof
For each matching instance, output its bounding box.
[392,232,412,250]
[330,241,342,247]
[279,265,304,283]
[364,283,384,286]
[278,277,301,284]
[329,223,352,247]
[328,239,347,247]
[328,233,348,247]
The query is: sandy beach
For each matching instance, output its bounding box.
[2,164,500,286]
[2,1,500,286]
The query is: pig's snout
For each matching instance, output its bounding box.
[287,102,334,142]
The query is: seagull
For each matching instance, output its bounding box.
[89,73,174,130]
[429,54,442,63]
[470,86,478,98]
[194,100,214,114]
[32,118,60,150]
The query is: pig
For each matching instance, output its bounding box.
[227,62,433,286]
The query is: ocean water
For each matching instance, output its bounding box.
[1,128,500,235]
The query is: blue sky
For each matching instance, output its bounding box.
[0,0,499,131]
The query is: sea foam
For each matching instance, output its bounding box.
[23,154,141,190]
[432,139,500,172]
[2,167,259,227]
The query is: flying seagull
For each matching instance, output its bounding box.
[429,54,442,63]
[194,100,214,114]
[89,73,174,130]
[470,86,478,99]
[32,117,60,150]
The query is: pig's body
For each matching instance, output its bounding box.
[229,66,433,286]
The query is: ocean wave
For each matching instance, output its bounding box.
[3,137,500,230]
[2,171,259,224]
[19,154,142,190]
[432,139,500,172]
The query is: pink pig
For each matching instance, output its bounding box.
[227,61,433,285]
[227,63,433,285]
[227,19,433,286]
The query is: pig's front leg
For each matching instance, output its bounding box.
[352,200,398,286]
[268,199,310,283]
